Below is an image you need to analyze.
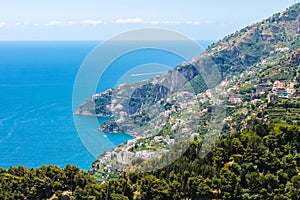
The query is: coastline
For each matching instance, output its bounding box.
[74,110,109,117]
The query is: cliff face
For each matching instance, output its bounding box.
[76,3,300,133]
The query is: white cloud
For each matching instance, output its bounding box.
[0,22,6,28]
[17,20,102,27]
[186,21,201,25]
[150,20,180,25]
[14,18,204,28]
[47,20,62,26]
[16,22,32,27]
[115,18,144,24]
[81,19,103,25]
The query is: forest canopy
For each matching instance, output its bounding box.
[0,123,299,200]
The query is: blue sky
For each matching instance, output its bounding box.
[0,0,296,40]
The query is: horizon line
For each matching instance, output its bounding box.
[0,39,217,42]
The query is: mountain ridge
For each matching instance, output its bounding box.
[75,4,300,155]
[76,3,300,119]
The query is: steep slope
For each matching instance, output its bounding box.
[76,3,300,120]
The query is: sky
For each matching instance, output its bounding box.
[0,0,296,40]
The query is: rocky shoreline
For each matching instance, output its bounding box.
[97,120,122,133]
[74,110,110,117]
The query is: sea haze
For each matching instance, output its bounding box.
[0,40,213,170]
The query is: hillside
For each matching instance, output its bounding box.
[76,3,300,117]
[1,3,299,200]
[76,3,300,138]
[74,2,300,175]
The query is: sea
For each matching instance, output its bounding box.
[0,40,212,170]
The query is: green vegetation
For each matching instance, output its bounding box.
[181,75,208,94]
[265,98,300,125]
[1,123,300,199]
[94,92,112,116]
[0,165,107,199]
[98,120,122,132]
[239,83,256,95]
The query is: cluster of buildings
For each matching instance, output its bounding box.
[135,150,160,159]
[228,79,299,105]
[92,72,299,178]
[229,95,243,104]
[94,133,177,172]
[271,80,296,97]
[268,80,299,103]
[154,135,175,144]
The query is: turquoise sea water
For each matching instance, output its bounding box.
[0,40,212,170]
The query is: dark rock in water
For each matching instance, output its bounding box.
[98,120,122,133]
